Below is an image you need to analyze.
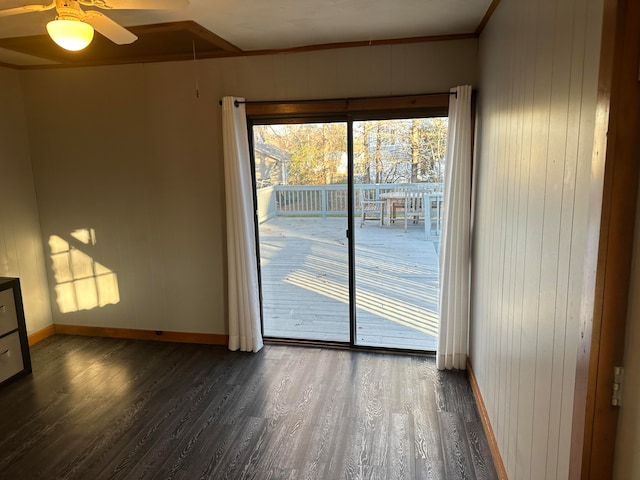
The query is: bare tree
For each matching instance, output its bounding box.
[255,117,447,186]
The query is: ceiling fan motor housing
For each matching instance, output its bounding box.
[56,0,84,21]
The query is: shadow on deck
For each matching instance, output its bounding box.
[258,216,439,351]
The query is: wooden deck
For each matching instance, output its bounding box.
[258,216,439,351]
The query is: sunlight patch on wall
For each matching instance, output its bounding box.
[70,227,96,245]
[49,230,120,313]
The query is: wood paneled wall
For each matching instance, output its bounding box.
[471,0,603,478]
[0,68,53,334]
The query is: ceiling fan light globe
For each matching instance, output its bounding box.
[46,19,94,51]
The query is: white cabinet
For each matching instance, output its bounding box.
[0,278,31,386]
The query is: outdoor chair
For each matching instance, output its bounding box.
[360,190,386,227]
[403,191,425,232]
[390,191,425,232]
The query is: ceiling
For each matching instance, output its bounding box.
[0,0,494,68]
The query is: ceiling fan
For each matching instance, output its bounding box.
[0,0,188,51]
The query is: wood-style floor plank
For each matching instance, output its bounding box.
[0,336,498,479]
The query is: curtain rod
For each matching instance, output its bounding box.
[218,91,458,107]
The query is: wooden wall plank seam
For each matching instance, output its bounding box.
[473,0,603,477]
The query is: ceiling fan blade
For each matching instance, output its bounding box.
[0,1,55,17]
[80,0,188,10]
[83,10,137,44]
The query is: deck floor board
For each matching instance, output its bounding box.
[259,217,439,350]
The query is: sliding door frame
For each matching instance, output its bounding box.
[246,93,450,352]
[248,116,352,345]
[347,117,357,346]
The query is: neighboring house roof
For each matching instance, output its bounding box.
[254,142,290,164]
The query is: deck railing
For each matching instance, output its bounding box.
[257,183,444,238]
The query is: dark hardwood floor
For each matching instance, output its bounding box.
[0,335,497,479]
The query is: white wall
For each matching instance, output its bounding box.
[0,67,53,334]
[19,40,477,335]
[471,0,603,478]
[614,168,640,479]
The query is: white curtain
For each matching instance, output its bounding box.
[222,96,263,353]
[437,85,473,370]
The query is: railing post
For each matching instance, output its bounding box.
[321,188,327,218]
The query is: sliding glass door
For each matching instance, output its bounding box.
[352,118,446,350]
[253,122,350,342]
[251,114,447,351]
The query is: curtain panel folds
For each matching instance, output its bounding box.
[221,96,263,353]
[437,85,473,370]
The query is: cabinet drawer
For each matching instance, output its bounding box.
[0,288,18,337]
[0,332,24,383]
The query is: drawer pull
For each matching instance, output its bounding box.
[0,348,9,357]
[0,305,5,313]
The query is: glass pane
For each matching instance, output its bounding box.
[253,122,350,342]
[353,117,447,350]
